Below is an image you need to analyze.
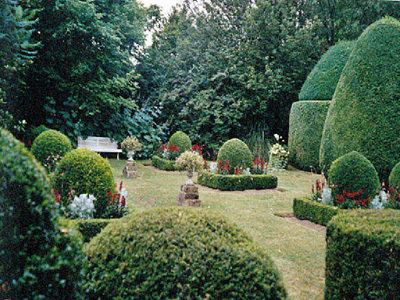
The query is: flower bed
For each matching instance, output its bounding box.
[293,198,342,226]
[151,155,176,171]
[198,171,277,191]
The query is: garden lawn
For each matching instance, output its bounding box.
[111,159,325,300]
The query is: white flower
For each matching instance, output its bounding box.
[68,194,96,219]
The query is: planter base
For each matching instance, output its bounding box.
[123,160,138,178]
[178,183,201,207]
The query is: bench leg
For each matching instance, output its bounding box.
[117,153,120,160]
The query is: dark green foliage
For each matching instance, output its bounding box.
[53,148,115,218]
[328,151,380,207]
[299,41,356,101]
[29,124,51,141]
[288,101,330,172]
[31,129,72,173]
[168,131,192,154]
[59,218,113,243]
[320,17,400,182]
[152,155,176,171]
[325,210,400,300]
[198,171,278,191]
[84,207,288,300]
[217,138,252,174]
[0,129,84,300]
[293,198,341,226]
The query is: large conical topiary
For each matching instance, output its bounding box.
[320,17,400,181]
[299,40,356,101]
[0,129,84,299]
[288,101,330,172]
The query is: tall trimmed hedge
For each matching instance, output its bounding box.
[0,129,84,300]
[288,101,330,171]
[84,207,287,300]
[299,40,355,101]
[325,210,400,299]
[320,17,400,181]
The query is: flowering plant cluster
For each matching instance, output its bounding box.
[334,189,370,209]
[68,194,97,219]
[43,150,63,173]
[102,181,128,218]
[191,144,204,155]
[121,136,142,152]
[268,143,289,171]
[158,143,180,160]
[252,157,266,174]
[217,159,245,175]
[270,143,289,158]
[174,151,204,172]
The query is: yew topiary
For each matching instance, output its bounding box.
[168,131,192,154]
[53,148,115,217]
[83,207,287,300]
[299,41,356,101]
[328,151,380,208]
[320,17,400,182]
[288,101,330,171]
[217,138,252,174]
[31,129,72,173]
[389,161,400,195]
[0,129,84,299]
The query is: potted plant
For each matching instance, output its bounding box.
[175,151,204,184]
[121,136,142,160]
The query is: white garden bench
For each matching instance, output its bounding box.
[77,136,122,160]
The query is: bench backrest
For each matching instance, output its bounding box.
[77,136,119,150]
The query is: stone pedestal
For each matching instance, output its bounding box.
[178,183,201,206]
[123,159,138,178]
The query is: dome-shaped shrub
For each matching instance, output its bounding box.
[288,101,330,171]
[0,129,84,299]
[328,151,380,208]
[320,17,400,181]
[31,129,72,173]
[299,40,356,101]
[217,138,252,174]
[83,207,287,300]
[389,162,400,195]
[53,148,115,217]
[168,131,192,154]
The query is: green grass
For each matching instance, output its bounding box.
[112,159,325,300]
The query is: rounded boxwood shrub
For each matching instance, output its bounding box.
[83,207,287,300]
[320,17,400,181]
[389,161,400,191]
[53,148,115,217]
[299,40,356,101]
[31,129,72,173]
[217,138,252,174]
[0,129,84,299]
[168,131,192,154]
[325,210,400,300]
[288,101,330,171]
[328,151,379,208]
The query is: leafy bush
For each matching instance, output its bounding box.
[198,171,278,191]
[152,155,176,171]
[325,209,400,300]
[293,198,341,226]
[83,207,288,300]
[288,101,330,172]
[217,138,252,174]
[31,129,72,173]
[328,151,380,209]
[59,218,113,243]
[320,17,400,181]
[174,150,204,172]
[29,124,51,141]
[0,129,84,299]
[168,131,192,154]
[53,148,115,218]
[299,40,356,101]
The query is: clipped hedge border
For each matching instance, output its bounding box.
[325,210,400,299]
[293,198,341,226]
[151,155,175,171]
[59,218,113,243]
[198,171,278,191]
